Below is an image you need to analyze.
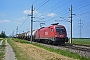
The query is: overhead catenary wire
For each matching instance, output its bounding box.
[10,0,90,36]
[32,0,37,4]
[74,3,90,11]
[19,15,28,28]
[36,0,49,10]
[36,0,47,8]
[33,0,73,25]
[9,0,64,36]
[53,3,90,22]
[44,0,72,16]
[74,11,90,19]
[49,0,72,12]
[40,0,73,24]
[51,0,90,19]
[44,0,65,12]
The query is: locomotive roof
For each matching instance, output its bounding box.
[54,25,64,27]
[51,23,59,25]
[36,24,65,31]
[49,24,64,27]
[51,23,64,27]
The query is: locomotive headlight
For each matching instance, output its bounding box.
[55,34,58,37]
[60,35,64,37]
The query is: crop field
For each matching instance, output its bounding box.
[68,38,90,46]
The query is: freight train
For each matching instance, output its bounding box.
[16,23,68,45]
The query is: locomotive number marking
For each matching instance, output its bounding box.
[45,32,48,35]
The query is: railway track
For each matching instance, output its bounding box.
[63,44,90,52]
[73,44,90,49]
[33,42,90,58]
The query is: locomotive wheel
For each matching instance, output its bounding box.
[48,40,53,45]
[44,39,47,44]
[37,39,41,43]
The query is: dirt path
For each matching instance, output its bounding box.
[15,42,78,60]
[0,40,3,45]
[4,39,17,60]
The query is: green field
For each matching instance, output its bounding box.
[68,38,90,46]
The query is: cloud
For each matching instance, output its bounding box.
[23,10,45,17]
[23,10,40,15]
[23,10,57,18]
[23,10,31,14]
[47,13,57,17]
[0,20,10,23]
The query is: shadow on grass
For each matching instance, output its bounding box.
[0,45,6,48]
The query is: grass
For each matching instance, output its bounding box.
[69,38,90,46]
[0,38,3,41]
[0,39,5,60]
[11,38,30,44]
[33,43,90,60]
[10,38,90,60]
[7,38,34,60]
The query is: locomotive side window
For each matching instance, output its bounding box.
[51,28,54,32]
[56,27,65,34]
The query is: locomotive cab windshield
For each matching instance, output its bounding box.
[56,27,65,34]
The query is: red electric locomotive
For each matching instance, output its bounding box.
[35,23,68,45]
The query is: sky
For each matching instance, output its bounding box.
[0,0,90,38]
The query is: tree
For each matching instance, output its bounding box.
[0,31,7,38]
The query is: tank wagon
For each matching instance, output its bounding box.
[35,23,68,45]
[17,32,27,40]
[17,30,36,41]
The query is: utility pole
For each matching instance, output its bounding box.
[78,19,83,38]
[16,26,18,38]
[30,5,33,43]
[69,5,75,44]
[12,30,14,37]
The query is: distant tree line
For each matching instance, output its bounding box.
[0,31,7,38]
[72,38,90,39]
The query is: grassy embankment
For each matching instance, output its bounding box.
[8,38,90,60]
[0,38,5,60]
[7,38,34,60]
